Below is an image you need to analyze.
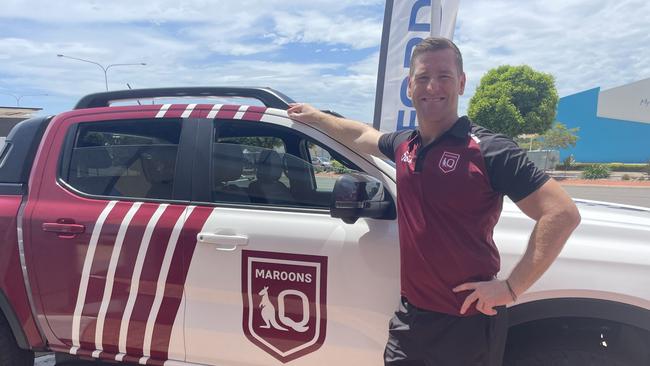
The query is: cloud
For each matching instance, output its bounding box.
[271,11,382,49]
[1,0,649,125]
[457,0,650,100]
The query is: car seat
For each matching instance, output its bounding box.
[248,150,293,204]
[212,143,250,203]
[141,146,177,199]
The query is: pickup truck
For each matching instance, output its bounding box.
[1,87,649,366]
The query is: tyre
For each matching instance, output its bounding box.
[504,347,635,366]
[0,312,34,366]
[504,318,648,366]
[504,330,636,366]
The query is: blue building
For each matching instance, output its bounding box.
[556,78,650,163]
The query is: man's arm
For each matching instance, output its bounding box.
[287,103,383,157]
[454,179,581,315]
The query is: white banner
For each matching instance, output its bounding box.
[373,0,460,132]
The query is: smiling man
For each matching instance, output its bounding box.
[288,37,580,365]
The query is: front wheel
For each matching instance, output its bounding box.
[0,312,34,366]
[504,334,636,366]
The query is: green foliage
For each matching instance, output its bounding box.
[568,163,646,172]
[581,164,611,179]
[561,155,576,170]
[514,135,542,151]
[331,160,351,174]
[622,174,631,181]
[468,65,559,137]
[221,136,283,150]
[540,123,579,150]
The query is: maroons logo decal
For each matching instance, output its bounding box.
[242,250,328,363]
[439,151,460,173]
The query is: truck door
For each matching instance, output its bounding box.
[182,114,400,365]
[24,112,195,364]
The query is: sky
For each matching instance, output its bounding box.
[1,0,649,125]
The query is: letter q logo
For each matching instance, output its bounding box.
[439,152,460,173]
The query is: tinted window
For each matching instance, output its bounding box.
[211,120,359,208]
[65,119,182,199]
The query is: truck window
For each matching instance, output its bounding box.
[63,119,182,200]
[211,120,359,208]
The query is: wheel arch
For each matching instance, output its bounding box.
[508,297,650,332]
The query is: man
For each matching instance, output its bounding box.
[288,37,580,365]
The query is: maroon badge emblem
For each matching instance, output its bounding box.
[242,250,328,363]
[439,151,460,173]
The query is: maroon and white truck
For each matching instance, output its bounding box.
[1,88,649,366]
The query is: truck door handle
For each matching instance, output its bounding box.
[197,232,248,251]
[42,219,85,239]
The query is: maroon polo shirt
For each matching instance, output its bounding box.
[379,116,549,316]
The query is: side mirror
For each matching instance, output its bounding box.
[330,173,395,224]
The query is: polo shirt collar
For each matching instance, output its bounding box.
[408,116,471,150]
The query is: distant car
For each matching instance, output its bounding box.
[311,156,332,168]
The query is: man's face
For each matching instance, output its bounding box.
[407,49,466,127]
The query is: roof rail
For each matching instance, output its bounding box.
[74,87,296,110]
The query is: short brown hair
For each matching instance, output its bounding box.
[409,37,463,75]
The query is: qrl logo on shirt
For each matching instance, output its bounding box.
[439,151,460,173]
[242,250,327,363]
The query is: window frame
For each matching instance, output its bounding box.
[191,117,364,212]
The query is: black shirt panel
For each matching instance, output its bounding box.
[471,125,550,202]
[379,130,414,162]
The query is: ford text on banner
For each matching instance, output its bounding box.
[373,0,460,132]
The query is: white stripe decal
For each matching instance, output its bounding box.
[118,204,169,355]
[181,103,197,118]
[70,200,118,353]
[206,104,223,119]
[95,202,142,351]
[234,105,249,119]
[91,350,101,358]
[156,104,172,118]
[141,206,195,359]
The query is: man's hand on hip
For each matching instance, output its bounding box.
[453,279,514,316]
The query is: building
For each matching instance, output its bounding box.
[0,106,42,136]
[556,78,650,163]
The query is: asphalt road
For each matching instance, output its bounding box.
[562,185,650,208]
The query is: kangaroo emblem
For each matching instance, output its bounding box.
[259,286,288,331]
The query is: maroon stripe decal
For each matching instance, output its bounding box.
[125,205,184,357]
[215,104,240,119]
[163,104,189,119]
[191,104,213,118]
[242,106,267,121]
[78,202,133,350]
[149,207,212,360]
[100,204,159,354]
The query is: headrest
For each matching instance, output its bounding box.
[256,150,284,183]
[213,143,244,184]
[141,146,177,183]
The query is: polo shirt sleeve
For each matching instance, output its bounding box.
[379,130,412,162]
[481,134,550,202]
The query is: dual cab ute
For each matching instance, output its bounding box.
[0,88,649,365]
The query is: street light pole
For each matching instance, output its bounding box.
[56,54,146,91]
[0,92,49,107]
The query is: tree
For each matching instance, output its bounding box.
[540,122,579,151]
[468,65,559,138]
[539,122,579,171]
